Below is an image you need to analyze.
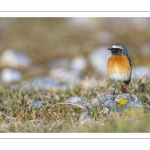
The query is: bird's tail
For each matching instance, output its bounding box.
[120,82,127,93]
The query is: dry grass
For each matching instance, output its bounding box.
[0,77,149,132]
[0,18,150,132]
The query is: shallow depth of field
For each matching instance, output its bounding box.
[0,18,150,132]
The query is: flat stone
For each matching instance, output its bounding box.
[21,76,66,91]
[0,50,31,68]
[1,68,22,82]
[102,93,143,114]
[65,97,88,105]
[132,66,150,78]
[70,56,87,72]
[50,67,80,83]
[29,101,46,109]
[49,57,87,83]
[76,111,94,124]
[73,93,144,123]
[65,96,101,112]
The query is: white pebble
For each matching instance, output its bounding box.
[0,49,31,68]
[71,56,87,72]
[1,68,22,82]
[89,47,111,75]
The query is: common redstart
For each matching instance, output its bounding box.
[107,43,132,93]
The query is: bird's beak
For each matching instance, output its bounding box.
[108,48,112,50]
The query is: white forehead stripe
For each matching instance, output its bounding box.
[112,45,118,48]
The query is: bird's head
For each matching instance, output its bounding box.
[108,43,129,56]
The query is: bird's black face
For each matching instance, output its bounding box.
[108,47,123,56]
[108,43,129,57]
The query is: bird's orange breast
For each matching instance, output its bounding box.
[107,56,131,81]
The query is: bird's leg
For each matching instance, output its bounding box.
[120,82,127,93]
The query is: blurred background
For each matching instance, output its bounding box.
[0,18,150,87]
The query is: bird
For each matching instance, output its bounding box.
[107,43,132,93]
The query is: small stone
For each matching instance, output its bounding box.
[70,56,87,72]
[77,111,90,121]
[21,76,66,91]
[65,96,88,105]
[29,101,46,109]
[49,57,87,83]
[78,117,94,125]
[1,68,22,82]
[76,111,94,124]
[102,98,118,112]
[84,98,101,111]
[0,50,31,68]
[66,97,101,111]
[132,66,150,78]
[50,67,80,83]
[90,98,100,106]
[89,47,111,75]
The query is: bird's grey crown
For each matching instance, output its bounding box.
[112,43,129,57]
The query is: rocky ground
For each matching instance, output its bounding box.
[0,18,150,132]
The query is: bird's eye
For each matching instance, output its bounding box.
[112,48,117,52]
